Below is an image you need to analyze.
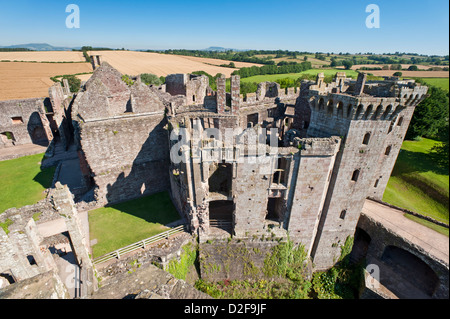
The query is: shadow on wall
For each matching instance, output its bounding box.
[27,112,49,146]
[104,118,171,205]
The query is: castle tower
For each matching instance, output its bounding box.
[305,74,428,270]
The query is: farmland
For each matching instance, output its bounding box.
[88,50,259,77]
[0,51,85,62]
[0,61,92,100]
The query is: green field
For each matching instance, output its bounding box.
[239,68,360,84]
[383,138,449,229]
[0,153,55,214]
[418,78,449,91]
[88,192,181,258]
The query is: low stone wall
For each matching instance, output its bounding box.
[199,238,312,283]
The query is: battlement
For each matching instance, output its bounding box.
[306,72,428,130]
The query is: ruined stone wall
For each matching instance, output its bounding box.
[48,82,73,150]
[233,158,271,237]
[199,240,281,282]
[0,202,59,284]
[0,98,52,148]
[78,114,169,204]
[72,62,171,204]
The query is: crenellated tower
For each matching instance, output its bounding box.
[302,72,428,269]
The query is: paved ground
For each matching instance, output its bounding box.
[362,199,449,265]
[0,143,47,161]
[57,158,84,190]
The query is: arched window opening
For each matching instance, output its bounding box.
[351,169,360,182]
[362,132,371,145]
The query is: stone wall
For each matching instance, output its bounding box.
[233,158,271,237]
[0,98,53,148]
[78,114,169,204]
[199,240,281,282]
[72,62,170,204]
[304,75,428,270]
[357,213,449,299]
[287,137,340,253]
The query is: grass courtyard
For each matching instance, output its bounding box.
[383,138,449,235]
[0,153,55,214]
[88,191,181,258]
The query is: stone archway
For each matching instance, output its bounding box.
[208,200,234,234]
[381,245,440,297]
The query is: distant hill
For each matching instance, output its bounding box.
[0,43,80,51]
[202,46,247,52]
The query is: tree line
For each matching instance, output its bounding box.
[231,61,312,78]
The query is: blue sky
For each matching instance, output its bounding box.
[0,0,448,55]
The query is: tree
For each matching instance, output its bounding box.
[342,60,353,70]
[390,64,402,70]
[140,73,162,86]
[408,65,419,71]
[406,85,449,140]
[303,56,308,61]
[61,75,81,93]
[393,72,403,77]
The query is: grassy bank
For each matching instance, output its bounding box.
[383,138,449,228]
[0,153,55,214]
[88,192,181,258]
[418,77,449,92]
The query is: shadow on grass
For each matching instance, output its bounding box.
[33,168,55,189]
[103,191,181,226]
[391,149,449,206]
[392,149,448,177]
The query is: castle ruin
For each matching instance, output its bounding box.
[70,63,427,270]
[2,61,446,299]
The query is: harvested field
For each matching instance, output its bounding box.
[180,55,263,68]
[89,50,242,77]
[0,61,92,100]
[0,51,85,62]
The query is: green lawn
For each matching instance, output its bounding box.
[88,191,181,258]
[383,138,449,226]
[239,68,360,84]
[0,153,55,214]
[418,78,449,92]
